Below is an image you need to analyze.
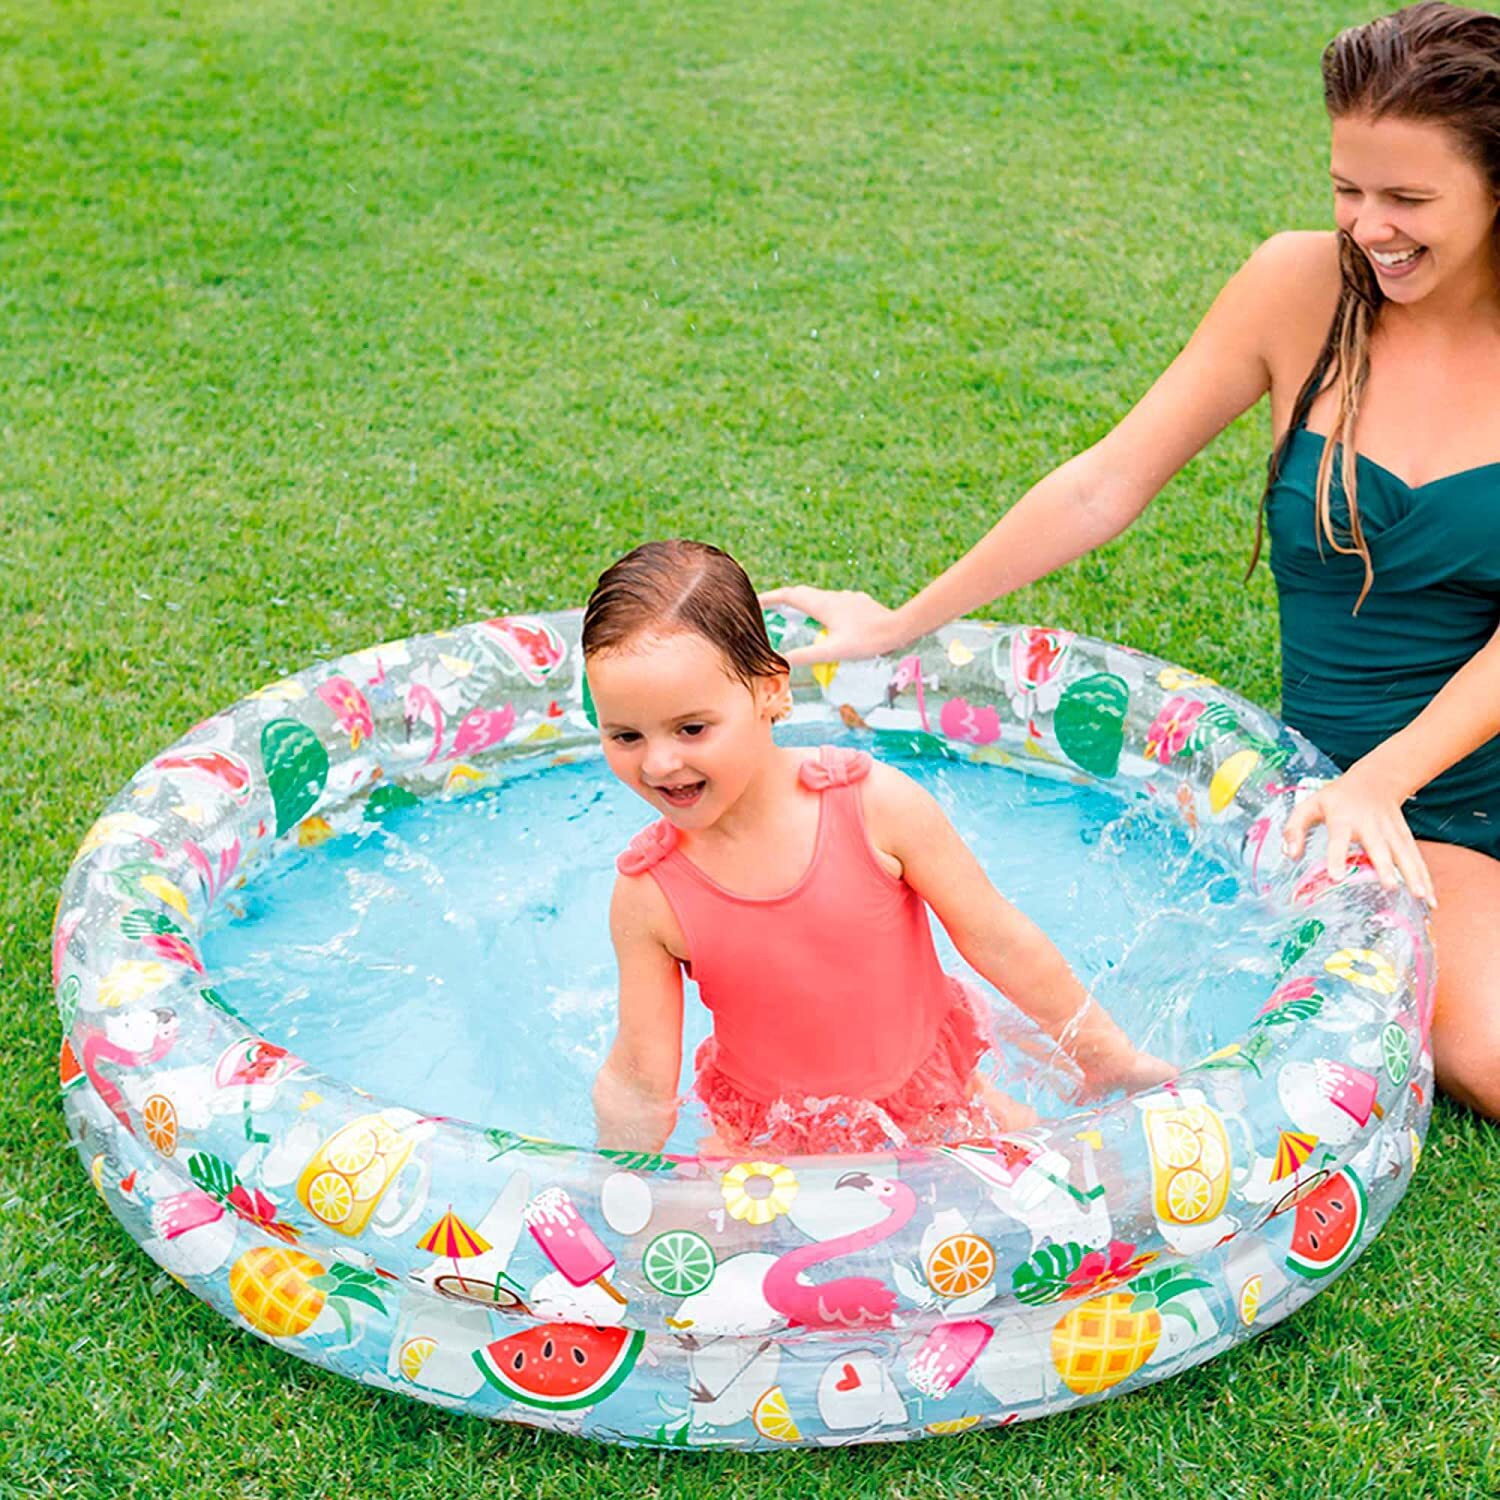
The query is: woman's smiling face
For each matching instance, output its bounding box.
[1330,111,1499,304]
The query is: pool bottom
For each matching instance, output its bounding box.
[202,736,1282,1148]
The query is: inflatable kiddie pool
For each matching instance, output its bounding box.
[55,612,1433,1449]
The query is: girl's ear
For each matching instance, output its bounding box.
[757,670,793,723]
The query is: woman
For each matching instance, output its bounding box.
[765,2,1500,1118]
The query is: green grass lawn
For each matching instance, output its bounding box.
[2,1,1497,1495]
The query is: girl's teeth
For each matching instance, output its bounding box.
[1371,247,1422,267]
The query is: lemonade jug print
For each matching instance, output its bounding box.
[1139,1088,1245,1253]
[296,1108,434,1237]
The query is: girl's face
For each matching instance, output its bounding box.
[1329,112,1499,306]
[588,630,788,831]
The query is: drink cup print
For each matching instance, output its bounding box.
[295,1109,434,1238]
[1137,1089,1253,1254]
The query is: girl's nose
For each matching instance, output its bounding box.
[641,740,682,780]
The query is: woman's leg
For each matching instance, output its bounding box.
[1418,839,1500,1119]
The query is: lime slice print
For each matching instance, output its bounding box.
[642,1230,716,1297]
[1381,1022,1412,1085]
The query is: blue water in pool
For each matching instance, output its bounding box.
[203,737,1283,1150]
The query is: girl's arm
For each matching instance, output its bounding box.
[593,875,685,1152]
[765,233,1327,663]
[1283,625,1500,905]
[865,766,1171,1094]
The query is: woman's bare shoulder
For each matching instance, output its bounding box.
[1235,232,1340,316]
[1236,232,1342,418]
[1248,233,1341,333]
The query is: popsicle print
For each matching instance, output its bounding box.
[523,1187,627,1305]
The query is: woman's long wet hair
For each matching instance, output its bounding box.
[583,539,790,689]
[1249,2,1500,611]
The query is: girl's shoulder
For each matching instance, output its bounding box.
[851,753,941,834]
[617,818,678,876]
[796,744,873,790]
[610,841,690,959]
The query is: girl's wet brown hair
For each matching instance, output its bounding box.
[582,540,790,688]
[1249,2,1500,611]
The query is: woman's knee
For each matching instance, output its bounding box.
[1419,840,1500,1120]
[1433,1026,1500,1118]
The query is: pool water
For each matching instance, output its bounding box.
[203,737,1283,1150]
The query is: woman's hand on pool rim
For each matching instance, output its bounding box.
[758,586,908,665]
[1281,765,1436,907]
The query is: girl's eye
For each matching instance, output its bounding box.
[611,731,641,745]
[1334,186,1359,198]
[679,723,706,738]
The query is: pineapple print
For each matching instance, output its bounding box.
[229,1247,390,1340]
[230,1247,328,1337]
[1050,1267,1210,1395]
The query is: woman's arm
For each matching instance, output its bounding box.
[593,875,685,1151]
[1283,625,1500,905]
[865,766,1171,1094]
[765,234,1321,663]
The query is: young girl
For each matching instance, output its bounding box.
[765,3,1500,1121]
[585,539,1170,1155]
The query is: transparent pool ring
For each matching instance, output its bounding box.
[55,612,1434,1449]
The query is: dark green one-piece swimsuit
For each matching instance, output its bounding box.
[1266,425,1500,861]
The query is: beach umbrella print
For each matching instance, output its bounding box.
[417,1206,492,1278]
[1272,1131,1320,1182]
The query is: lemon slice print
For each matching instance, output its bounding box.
[351,1160,390,1204]
[752,1385,802,1443]
[1197,1129,1229,1182]
[1165,1167,1214,1224]
[326,1125,379,1176]
[1153,1117,1203,1169]
[399,1335,438,1382]
[307,1169,355,1225]
[1237,1275,1263,1326]
[927,1414,983,1436]
[642,1230,716,1297]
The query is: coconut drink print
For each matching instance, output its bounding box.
[55,610,1433,1448]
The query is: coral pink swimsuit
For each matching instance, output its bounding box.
[615,745,992,1152]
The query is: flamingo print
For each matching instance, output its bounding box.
[762,1173,916,1330]
[889,657,932,732]
[182,835,242,906]
[448,704,516,760]
[404,684,446,765]
[80,1008,179,1132]
[404,687,516,764]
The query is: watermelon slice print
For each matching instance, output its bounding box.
[153,748,253,801]
[1286,1169,1367,1279]
[474,1322,644,1411]
[59,1036,84,1093]
[1054,673,1129,778]
[261,719,330,837]
[482,617,566,687]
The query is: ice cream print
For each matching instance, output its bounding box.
[57,609,1432,1447]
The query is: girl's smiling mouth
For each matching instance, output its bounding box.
[652,780,707,808]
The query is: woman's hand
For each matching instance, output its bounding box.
[758,585,907,665]
[1281,762,1436,906]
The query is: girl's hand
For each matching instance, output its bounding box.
[1281,763,1436,906]
[757,585,906,665]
